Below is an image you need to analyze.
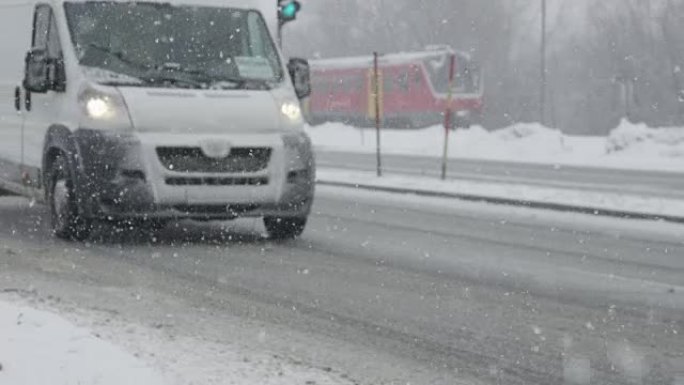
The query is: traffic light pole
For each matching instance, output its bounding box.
[540,0,547,126]
[441,54,456,181]
[277,21,283,48]
[374,52,382,177]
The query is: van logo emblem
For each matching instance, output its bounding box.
[200,139,231,159]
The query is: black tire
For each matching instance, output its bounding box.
[48,155,92,241]
[264,216,307,240]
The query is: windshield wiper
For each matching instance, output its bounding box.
[82,48,205,89]
[210,75,273,90]
[159,64,273,90]
[140,71,207,89]
[83,43,149,71]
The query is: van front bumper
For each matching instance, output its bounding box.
[73,129,315,221]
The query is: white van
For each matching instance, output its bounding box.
[0,0,315,240]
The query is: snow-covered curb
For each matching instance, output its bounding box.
[0,299,166,385]
[317,168,684,221]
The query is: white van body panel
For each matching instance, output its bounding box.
[118,88,283,134]
[1,1,84,181]
[0,0,315,223]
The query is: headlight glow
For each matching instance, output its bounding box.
[78,84,132,131]
[86,97,114,119]
[281,102,302,122]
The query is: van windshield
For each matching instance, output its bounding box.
[64,2,283,88]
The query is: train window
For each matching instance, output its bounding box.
[383,73,394,92]
[397,72,409,92]
[424,55,451,93]
[353,76,364,91]
[322,79,332,95]
[414,69,423,86]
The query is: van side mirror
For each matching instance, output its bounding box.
[287,58,311,99]
[23,48,49,94]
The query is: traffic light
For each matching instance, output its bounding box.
[278,0,301,24]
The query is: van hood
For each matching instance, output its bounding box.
[116,88,284,134]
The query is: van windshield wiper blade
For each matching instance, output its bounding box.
[210,76,273,90]
[140,70,207,89]
[164,65,272,90]
[81,50,204,89]
[83,44,149,71]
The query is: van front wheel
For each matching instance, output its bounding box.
[264,216,307,240]
[48,155,92,241]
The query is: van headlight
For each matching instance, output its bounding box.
[78,85,132,130]
[281,101,303,123]
[85,96,115,119]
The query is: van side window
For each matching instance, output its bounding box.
[47,10,63,60]
[246,12,265,57]
[32,6,51,50]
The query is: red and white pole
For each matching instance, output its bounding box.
[441,54,456,180]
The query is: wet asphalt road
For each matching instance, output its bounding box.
[0,187,683,384]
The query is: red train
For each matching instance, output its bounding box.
[307,45,484,128]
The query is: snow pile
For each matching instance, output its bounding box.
[307,121,684,172]
[477,123,570,159]
[0,295,354,385]
[606,119,684,158]
[0,300,166,385]
[307,121,576,162]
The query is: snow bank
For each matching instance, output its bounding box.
[307,121,684,172]
[0,300,166,385]
[606,119,684,158]
[307,122,575,162]
[0,296,353,385]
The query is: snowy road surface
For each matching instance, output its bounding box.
[316,151,684,200]
[0,188,683,385]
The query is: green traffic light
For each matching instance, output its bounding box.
[280,1,300,21]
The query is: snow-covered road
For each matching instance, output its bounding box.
[0,189,682,385]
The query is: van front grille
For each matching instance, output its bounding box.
[173,204,259,215]
[157,147,271,173]
[165,176,269,186]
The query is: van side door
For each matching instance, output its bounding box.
[22,4,67,189]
